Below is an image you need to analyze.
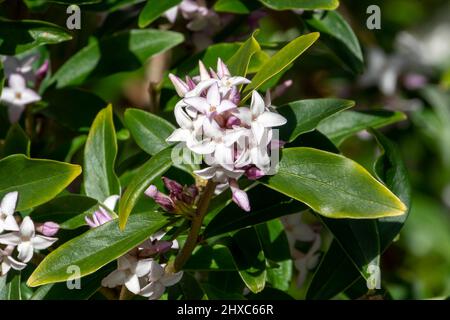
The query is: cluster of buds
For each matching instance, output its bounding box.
[145,177,198,217]
[167,59,287,211]
[0,192,58,276]
[0,54,49,123]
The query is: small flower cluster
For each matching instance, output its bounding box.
[0,54,48,123]
[167,59,287,211]
[164,0,219,32]
[87,195,183,299]
[0,192,59,277]
[101,231,182,300]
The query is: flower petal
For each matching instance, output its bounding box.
[1,191,18,216]
[140,281,165,300]
[102,270,126,288]
[0,232,21,246]
[9,74,26,90]
[103,195,120,211]
[206,83,220,108]
[148,260,165,282]
[3,215,19,232]
[134,258,153,277]
[217,58,230,78]
[17,242,34,263]
[20,216,35,239]
[250,90,265,117]
[184,97,210,114]
[160,271,183,287]
[124,274,141,294]
[20,88,41,105]
[257,111,287,127]
[31,235,57,250]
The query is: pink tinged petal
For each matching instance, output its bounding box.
[206,83,220,108]
[226,115,241,128]
[1,191,18,216]
[184,96,210,114]
[85,216,98,228]
[217,58,230,78]
[144,185,158,198]
[172,239,179,250]
[35,221,59,236]
[0,87,15,104]
[245,167,265,180]
[185,79,216,97]
[145,186,175,212]
[198,61,211,81]
[194,166,217,180]
[118,255,133,271]
[134,258,153,277]
[251,122,265,144]
[140,281,165,300]
[229,179,250,212]
[257,111,287,127]
[7,104,25,123]
[217,99,236,113]
[174,102,193,129]
[20,88,40,105]
[20,216,35,239]
[250,90,265,117]
[188,139,216,154]
[32,235,57,250]
[102,270,127,288]
[9,74,26,91]
[125,274,141,294]
[271,139,286,149]
[1,261,12,276]
[166,128,189,143]
[148,261,165,282]
[3,215,19,232]
[229,76,251,86]
[214,144,234,170]
[0,232,21,246]
[185,76,196,90]
[169,74,189,97]
[103,195,120,211]
[36,60,49,80]
[164,6,179,23]
[160,271,183,287]
[17,242,34,263]
[232,107,252,125]
[95,209,112,225]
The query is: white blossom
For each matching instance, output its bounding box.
[139,261,183,300]
[0,191,19,233]
[0,245,26,276]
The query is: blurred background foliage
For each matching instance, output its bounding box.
[0,0,449,299]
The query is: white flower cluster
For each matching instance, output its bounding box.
[101,231,182,300]
[164,0,219,31]
[0,192,58,277]
[167,59,287,211]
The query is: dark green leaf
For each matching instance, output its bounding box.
[259,0,339,10]
[227,32,260,78]
[214,0,255,14]
[2,124,30,157]
[0,155,81,211]
[138,0,182,28]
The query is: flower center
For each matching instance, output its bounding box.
[15,92,22,100]
[210,105,217,113]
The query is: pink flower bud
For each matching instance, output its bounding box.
[229,179,250,212]
[162,177,184,198]
[169,73,189,97]
[36,221,60,236]
[145,185,176,212]
[245,167,265,180]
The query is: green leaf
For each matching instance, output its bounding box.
[2,124,30,157]
[261,147,407,219]
[228,228,266,293]
[306,131,411,299]
[259,0,339,10]
[30,195,99,230]
[242,32,320,102]
[51,29,184,88]
[227,33,261,78]
[184,244,236,271]
[42,88,107,131]
[317,110,406,145]
[214,0,254,14]
[47,0,101,4]
[0,19,72,55]
[204,184,305,239]
[27,211,169,287]
[0,60,4,97]
[0,155,81,211]
[118,148,173,229]
[84,105,120,202]
[7,272,22,300]
[138,0,181,28]
[278,98,354,142]
[256,220,292,291]
[201,284,246,300]
[124,108,175,156]
[306,11,363,73]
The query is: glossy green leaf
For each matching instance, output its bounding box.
[227,33,261,78]
[259,0,338,10]
[0,19,72,55]
[30,195,99,230]
[118,148,173,229]
[52,29,184,88]
[214,0,254,14]
[278,98,354,142]
[261,147,407,219]
[184,244,236,271]
[204,184,305,239]
[0,155,81,211]
[307,131,411,299]
[317,110,407,145]
[242,33,320,102]
[27,211,169,287]
[201,284,246,300]
[306,11,363,73]
[228,228,266,293]
[84,105,120,202]
[42,88,107,131]
[47,0,100,4]
[256,220,292,291]
[6,272,22,300]
[2,124,30,157]
[124,108,175,156]
[138,0,181,28]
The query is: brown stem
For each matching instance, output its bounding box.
[171,180,216,272]
[119,286,132,300]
